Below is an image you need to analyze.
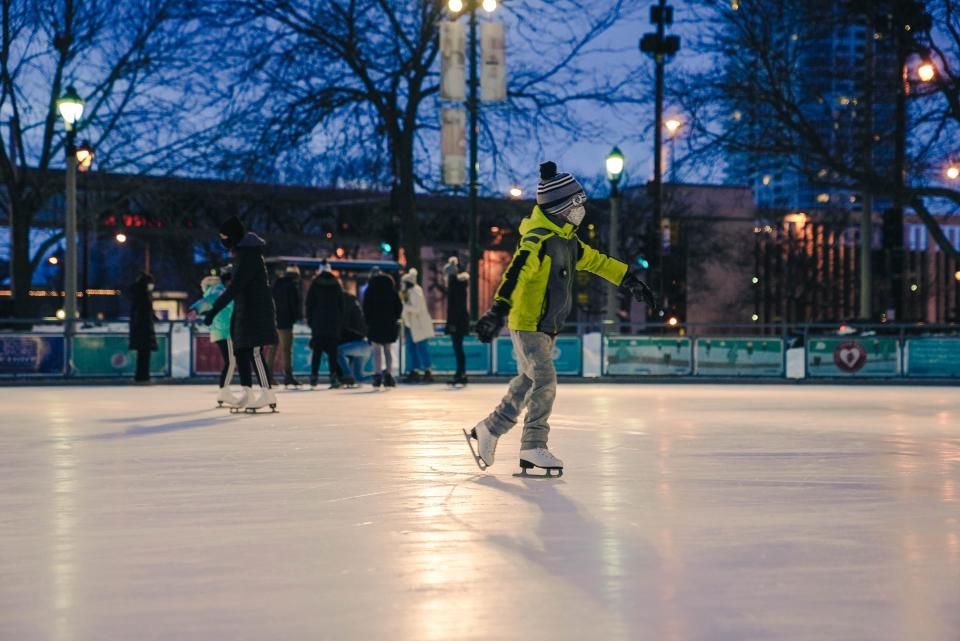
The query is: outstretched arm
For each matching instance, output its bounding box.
[575,237,628,285]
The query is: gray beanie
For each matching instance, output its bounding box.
[536,161,586,216]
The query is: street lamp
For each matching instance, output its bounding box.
[917,62,936,82]
[115,233,127,244]
[946,164,960,180]
[665,117,682,180]
[508,186,523,199]
[605,146,625,325]
[447,0,499,321]
[640,0,681,318]
[56,85,84,327]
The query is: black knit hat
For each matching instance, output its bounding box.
[536,161,587,216]
[219,216,245,247]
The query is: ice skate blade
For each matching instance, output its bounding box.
[513,467,563,479]
[462,428,488,471]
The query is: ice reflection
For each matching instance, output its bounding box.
[50,412,76,641]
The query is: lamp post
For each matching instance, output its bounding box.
[448,0,498,321]
[76,141,95,318]
[605,146,625,325]
[640,0,681,316]
[56,85,84,325]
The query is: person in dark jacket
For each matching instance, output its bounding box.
[128,272,157,383]
[362,270,402,388]
[337,292,370,386]
[205,216,279,412]
[267,264,302,387]
[443,256,471,386]
[305,267,344,388]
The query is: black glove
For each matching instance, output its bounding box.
[621,271,657,309]
[475,300,509,343]
[203,310,216,326]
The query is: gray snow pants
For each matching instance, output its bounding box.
[482,330,557,449]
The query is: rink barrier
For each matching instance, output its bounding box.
[2,320,960,380]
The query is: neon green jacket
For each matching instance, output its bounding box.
[494,206,628,333]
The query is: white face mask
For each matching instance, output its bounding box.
[565,205,586,227]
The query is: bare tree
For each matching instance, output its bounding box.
[211,0,647,271]
[677,0,960,257]
[0,0,240,316]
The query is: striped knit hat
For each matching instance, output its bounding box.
[536,161,586,216]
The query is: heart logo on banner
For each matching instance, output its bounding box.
[833,341,867,373]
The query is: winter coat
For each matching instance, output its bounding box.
[400,275,435,343]
[305,271,344,339]
[340,293,367,344]
[445,271,471,336]
[190,281,233,343]
[128,276,158,351]
[494,206,627,333]
[272,275,301,330]
[362,273,403,344]
[208,232,279,349]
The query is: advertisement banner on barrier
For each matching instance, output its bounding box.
[695,337,784,377]
[806,337,900,377]
[604,336,692,375]
[0,334,66,376]
[495,336,582,375]
[905,338,960,378]
[72,335,169,377]
[401,336,489,374]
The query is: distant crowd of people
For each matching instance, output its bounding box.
[126,216,472,400]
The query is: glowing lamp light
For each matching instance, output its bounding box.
[55,309,67,320]
[336,247,345,258]
[751,313,759,322]
[667,316,679,327]
[115,233,127,244]
[605,146,625,184]
[752,276,759,284]
[665,118,683,136]
[917,62,936,82]
[509,186,523,199]
[56,85,84,130]
[636,256,650,269]
[482,0,497,11]
[76,141,95,173]
[784,212,808,229]
[910,283,919,292]
[380,242,392,254]
[49,256,59,265]
[954,270,960,282]
[448,0,463,11]
[946,165,960,180]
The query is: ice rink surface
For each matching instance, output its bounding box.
[1,383,958,641]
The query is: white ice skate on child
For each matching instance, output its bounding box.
[463,421,499,471]
[244,387,278,413]
[515,447,564,478]
[216,386,242,408]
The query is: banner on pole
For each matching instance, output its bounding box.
[481,21,507,102]
[441,108,467,185]
[440,22,466,102]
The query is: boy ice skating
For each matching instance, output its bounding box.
[466,161,656,477]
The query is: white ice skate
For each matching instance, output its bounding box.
[216,386,243,408]
[226,386,253,412]
[515,447,564,478]
[463,421,499,471]
[243,387,278,413]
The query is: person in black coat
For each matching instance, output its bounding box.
[362,270,403,387]
[267,265,302,386]
[337,292,370,386]
[205,216,279,408]
[305,268,344,387]
[128,272,157,383]
[443,256,471,385]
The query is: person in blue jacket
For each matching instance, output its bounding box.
[190,267,238,407]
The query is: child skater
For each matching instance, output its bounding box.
[466,161,657,477]
[190,266,238,407]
